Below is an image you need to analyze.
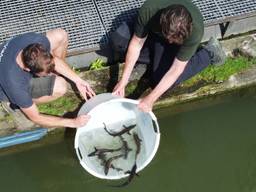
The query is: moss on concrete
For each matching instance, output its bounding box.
[0,113,14,123]
[38,94,82,116]
[183,56,256,87]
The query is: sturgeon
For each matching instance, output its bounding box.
[103,154,124,175]
[88,146,122,157]
[104,123,136,137]
[116,132,142,187]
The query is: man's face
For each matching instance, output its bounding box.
[35,59,55,77]
[167,38,174,44]
[36,71,50,77]
[166,36,183,45]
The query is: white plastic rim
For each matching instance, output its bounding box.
[75,96,160,180]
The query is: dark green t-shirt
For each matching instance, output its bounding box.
[134,0,204,61]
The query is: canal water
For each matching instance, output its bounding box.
[1,88,256,192]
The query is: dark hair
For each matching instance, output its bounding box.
[22,43,55,74]
[160,4,193,44]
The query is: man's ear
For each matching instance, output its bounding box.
[23,67,30,72]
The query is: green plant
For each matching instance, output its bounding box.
[71,66,81,74]
[89,59,106,70]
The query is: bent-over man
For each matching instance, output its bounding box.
[0,29,95,128]
[112,0,226,112]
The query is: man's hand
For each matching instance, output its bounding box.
[76,79,96,100]
[137,96,154,113]
[73,114,91,128]
[112,81,127,97]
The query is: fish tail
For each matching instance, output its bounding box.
[88,147,98,157]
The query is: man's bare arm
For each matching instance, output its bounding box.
[53,57,81,83]
[53,57,95,100]
[21,103,89,128]
[113,34,147,96]
[122,34,147,84]
[138,58,188,111]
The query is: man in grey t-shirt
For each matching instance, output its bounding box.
[0,29,95,128]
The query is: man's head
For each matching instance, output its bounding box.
[160,4,192,45]
[22,43,55,76]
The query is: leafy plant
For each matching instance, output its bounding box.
[89,59,106,70]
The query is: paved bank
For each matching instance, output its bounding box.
[0,34,256,136]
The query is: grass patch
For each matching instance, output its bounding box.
[184,56,256,87]
[38,95,81,116]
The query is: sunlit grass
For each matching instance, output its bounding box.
[184,56,256,86]
[38,94,81,116]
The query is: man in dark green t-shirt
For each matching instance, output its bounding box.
[112,0,226,112]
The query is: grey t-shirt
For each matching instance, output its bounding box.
[0,32,50,108]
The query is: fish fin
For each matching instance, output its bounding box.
[88,153,95,157]
[88,147,98,157]
[104,166,109,175]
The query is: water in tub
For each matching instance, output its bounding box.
[79,120,145,177]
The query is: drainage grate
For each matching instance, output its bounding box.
[94,0,145,33]
[0,0,255,54]
[192,0,222,24]
[216,0,256,17]
[192,0,256,24]
[0,0,106,54]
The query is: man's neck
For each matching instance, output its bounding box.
[16,50,25,69]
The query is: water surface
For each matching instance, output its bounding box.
[1,90,256,192]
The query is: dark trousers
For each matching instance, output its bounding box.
[110,22,211,89]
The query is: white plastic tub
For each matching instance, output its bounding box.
[74,93,160,180]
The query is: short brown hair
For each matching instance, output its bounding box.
[22,43,55,74]
[160,5,193,44]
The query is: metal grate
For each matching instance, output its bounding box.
[0,0,256,54]
[192,0,222,24]
[0,0,106,53]
[94,0,145,33]
[216,0,256,17]
[192,0,256,24]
